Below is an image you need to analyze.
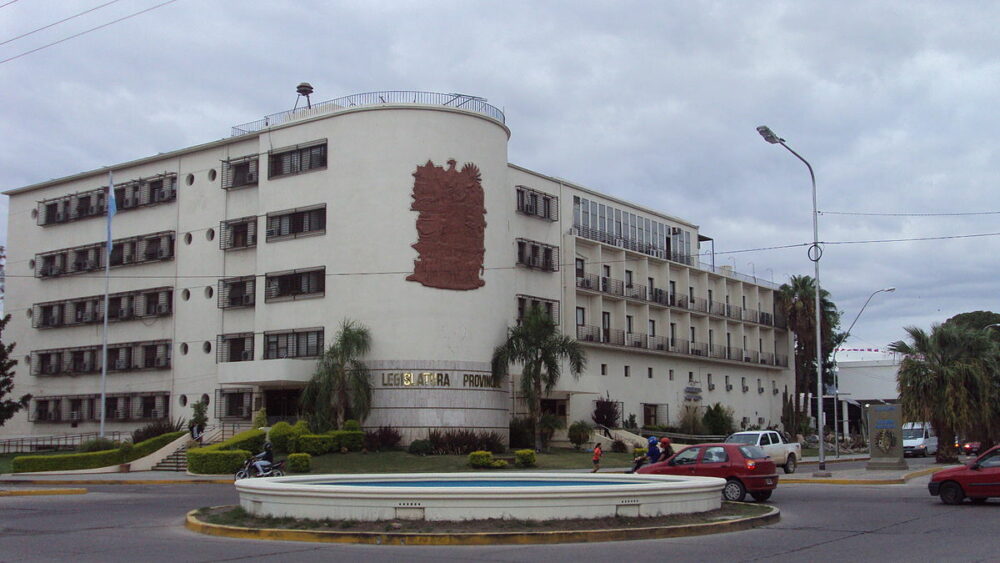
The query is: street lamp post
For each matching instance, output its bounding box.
[831,286,896,456]
[757,125,829,475]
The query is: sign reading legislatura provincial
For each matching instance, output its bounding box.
[380,371,503,389]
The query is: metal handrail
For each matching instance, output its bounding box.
[0,431,125,454]
[231,91,505,136]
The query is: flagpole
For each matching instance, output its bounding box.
[99,171,116,438]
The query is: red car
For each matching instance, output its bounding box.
[637,443,779,502]
[929,445,1000,504]
[962,441,982,456]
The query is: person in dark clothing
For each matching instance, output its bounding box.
[252,442,274,476]
[628,436,659,473]
[658,437,674,462]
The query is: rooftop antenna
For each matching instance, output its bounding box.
[294,82,314,110]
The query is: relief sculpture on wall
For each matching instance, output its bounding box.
[407,159,486,290]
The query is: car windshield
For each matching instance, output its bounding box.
[902,429,924,439]
[725,434,757,445]
[739,445,768,459]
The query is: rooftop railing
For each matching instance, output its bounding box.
[231,91,504,136]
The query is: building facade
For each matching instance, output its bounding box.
[2,91,792,441]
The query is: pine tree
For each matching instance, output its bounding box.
[0,314,31,427]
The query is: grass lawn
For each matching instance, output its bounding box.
[302,448,636,474]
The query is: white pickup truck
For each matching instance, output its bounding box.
[725,430,802,474]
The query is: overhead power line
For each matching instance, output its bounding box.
[0,0,179,65]
[0,0,122,47]
[0,0,20,8]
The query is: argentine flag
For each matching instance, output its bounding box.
[106,171,116,253]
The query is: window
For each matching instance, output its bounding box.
[515,186,558,220]
[647,367,653,379]
[516,295,558,324]
[576,307,585,326]
[575,258,585,278]
[268,141,327,178]
[648,319,656,336]
[265,268,325,301]
[217,333,254,362]
[220,217,258,250]
[222,156,260,188]
[624,365,630,378]
[643,403,658,426]
[669,369,674,381]
[264,329,324,359]
[219,276,256,308]
[626,315,633,334]
[515,239,559,271]
[703,446,728,464]
[601,363,607,376]
[688,371,694,383]
[266,206,326,240]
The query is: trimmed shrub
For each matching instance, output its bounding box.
[567,420,593,450]
[131,418,186,444]
[252,408,268,429]
[468,450,493,468]
[328,430,364,452]
[491,459,508,469]
[288,453,311,473]
[13,449,123,472]
[514,449,537,468]
[78,438,118,452]
[268,421,295,452]
[187,449,249,474]
[298,435,335,456]
[129,431,185,460]
[408,439,432,456]
[343,419,361,431]
[186,428,265,474]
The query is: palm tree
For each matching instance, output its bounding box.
[300,320,373,432]
[777,275,840,434]
[492,307,586,451]
[890,323,999,462]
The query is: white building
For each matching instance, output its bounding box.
[2,91,792,441]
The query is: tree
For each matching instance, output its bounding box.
[300,320,373,433]
[777,275,840,433]
[890,323,1000,462]
[943,310,1000,334]
[492,306,586,451]
[0,314,30,427]
[702,402,736,435]
[591,393,621,428]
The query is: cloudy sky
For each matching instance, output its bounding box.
[2,1,997,355]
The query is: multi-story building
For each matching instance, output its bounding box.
[2,90,791,441]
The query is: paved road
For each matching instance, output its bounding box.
[3,467,998,562]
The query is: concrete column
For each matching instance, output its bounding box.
[841,400,850,437]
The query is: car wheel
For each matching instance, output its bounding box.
[970,497,987,505]
[234,469,249,480]
[750,491,772,502]
[783,454,797,474]
[939,482,965,505]
[271,469,284,477]
[723,479,747,502]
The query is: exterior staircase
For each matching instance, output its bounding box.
[152,443,188,472]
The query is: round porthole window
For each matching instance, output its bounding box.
[186,173,194,186]
[179,395,188,407]
[205,286,214,299]
[185,232,193,245]
[201,393,210,406]
[28,259,35,270]
[26,309,32,319]
[203,341,212,354]
[208,169,217,182]
[206,228,215,241]
[182,289,191,301]
[31,209,38,219]
[180,343,189,355]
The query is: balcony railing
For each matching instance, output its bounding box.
[574,326,787,368]
[231,91,505,136]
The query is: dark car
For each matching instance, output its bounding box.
[929,445,1000,504]
[637,442,778,502]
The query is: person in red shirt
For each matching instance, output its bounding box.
[591,443,603,473]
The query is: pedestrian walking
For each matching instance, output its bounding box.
[591,442,603,472]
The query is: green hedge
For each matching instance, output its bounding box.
[297,434,334,456]
[468,450,493,468]
[330,430,364,451]
[12,431,186,473]
[186,428,266,474]
[514,449,537,468]
[268,422,295,452]
[288,453,311,473]
[289,431,364,455]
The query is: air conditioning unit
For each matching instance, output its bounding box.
[159,248,171,258]
[48,315,61,326]
[118,308,132,319]
[82,312,94,322]
[122,198,135,208]
[154,189,167,201]
[50,265,63,275]
[570,227,579,236]
[55,211,67,222]
[241,294,253,305]
[708,383,716,391]
[156,303,170,314]
[89,206,98,215]
[70,412,81,421]
[80,362,92,372]
[758,387,765,394]
[240,350,252,361]
[150,409,161,419]
[245,171,258,183]
[123,253,133,264]
[266,228,277,237]
[744,356,752,362]
[155,357,169,368]
[725,384,733,391]
[742,386,750,393]
[115,359,128,370]
[45,364,59,374]
[115,410,126,420]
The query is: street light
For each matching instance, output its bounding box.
[757,125,828,475]
[832,286,896,456]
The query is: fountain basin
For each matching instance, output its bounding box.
[235,472,724,521]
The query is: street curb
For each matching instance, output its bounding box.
[185,504,780,545]
[798,456,870,465]
[0,488,87,496]
[0,479,230,485]
[781,465,949,485]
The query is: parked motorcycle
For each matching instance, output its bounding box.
[234,458,286,480]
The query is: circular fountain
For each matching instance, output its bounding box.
[235,472,725,521]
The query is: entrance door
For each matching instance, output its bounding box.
[264,389,301,424]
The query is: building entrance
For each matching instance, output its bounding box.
[265,388,301,424]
